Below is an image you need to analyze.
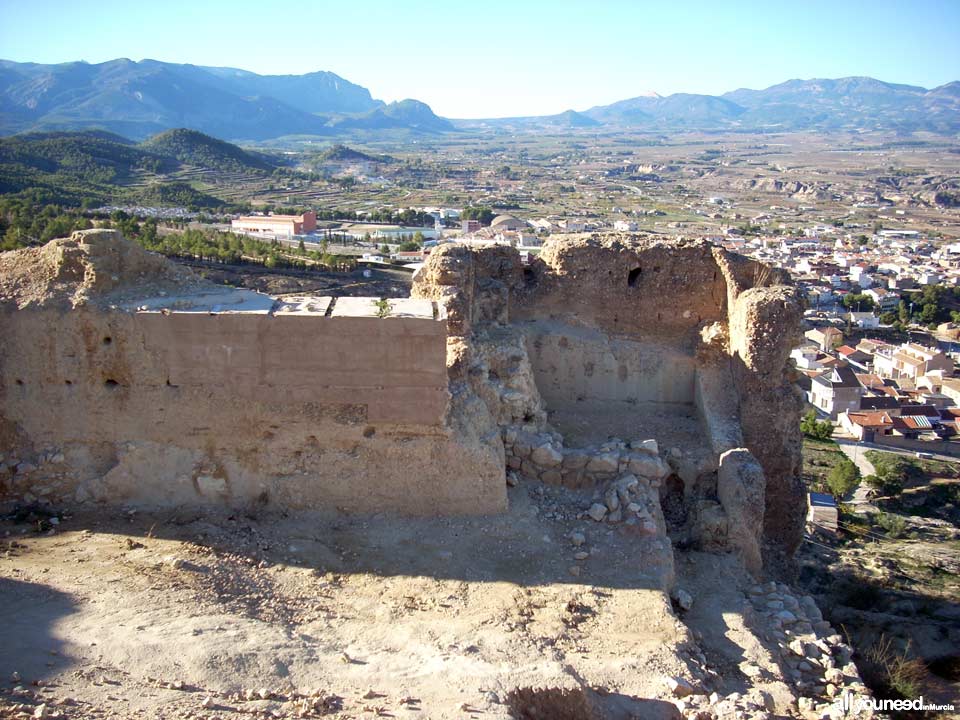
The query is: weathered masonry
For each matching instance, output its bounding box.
[1,229,805,569]
[0,230,504,514]
[412,236,805,564]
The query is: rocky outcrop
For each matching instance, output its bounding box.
[0,229,198,310]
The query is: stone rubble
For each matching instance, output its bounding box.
[503,427,670,490]
[743,581,875,720]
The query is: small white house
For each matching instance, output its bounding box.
[847,311,879,329]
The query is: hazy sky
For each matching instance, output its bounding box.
[1,0,958,118]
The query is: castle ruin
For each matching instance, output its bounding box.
[0,229,804,570]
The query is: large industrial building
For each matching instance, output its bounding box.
[231,211,317,236]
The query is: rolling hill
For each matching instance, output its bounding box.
[315,144,392,163]
[329,99,454,133]
[0,128,276,207]
[141,129,275,173]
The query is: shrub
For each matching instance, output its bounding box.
[868,453,912,494]
[801,410,835,441]
[373,297,391,319]
[875,512,907,538]
[827,459,860,499]
[863,636,926,700]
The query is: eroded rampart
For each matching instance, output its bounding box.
[1,230,804,568]
[412,235,804,563]
[0,230,504,514]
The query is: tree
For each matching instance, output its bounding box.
[801,410,835,441]
[867,453,911,494]
[826,459,860,499]
[919,303,938,324]
[842,293,875,312]
[462,206,495,225]
[879,311,897,325]
[898,300,911,325]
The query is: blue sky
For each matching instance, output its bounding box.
[1,0,958,118]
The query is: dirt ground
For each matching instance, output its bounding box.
[547,400,709,457]
[0,481,705,720]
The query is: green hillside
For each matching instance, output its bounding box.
[141,129,275,173]
[0,129,281,208]
[136,181,224,209]
[0,131,172,204]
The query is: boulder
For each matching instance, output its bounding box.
[586,452,619,474]
[530,443,563,468]
[587,503,608,522]
[627,452,670,480]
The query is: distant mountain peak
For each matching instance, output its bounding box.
[0,58,435,140]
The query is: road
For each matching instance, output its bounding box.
[832,436,878,510]
[834,435,960,465]
[832,436,876,477]
[832,432,960,511]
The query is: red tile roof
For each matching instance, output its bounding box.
[847,411,894,429]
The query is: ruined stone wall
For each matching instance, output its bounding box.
[522,323,698,408]
[0,231,505,514]
[1,229,803,566]
[413,235,804,564]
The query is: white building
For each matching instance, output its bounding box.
[847,311,879,329]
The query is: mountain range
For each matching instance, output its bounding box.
[0,58,452,141]
[0,58,957,141]
[467,78,960,134]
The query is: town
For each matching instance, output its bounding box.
[1,17,960,717]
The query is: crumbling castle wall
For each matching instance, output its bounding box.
[1,229,803,568]
[413,235,804,565]
[0,230,505,514]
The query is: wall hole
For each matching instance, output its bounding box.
[362,426,376,438]
[660,474,688,533]
[628,267,642,287]
[15,379,24,386]
[65,380,73,386]
[102,336,112,346]
[104,379,120,389]
[522,266,537,288]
